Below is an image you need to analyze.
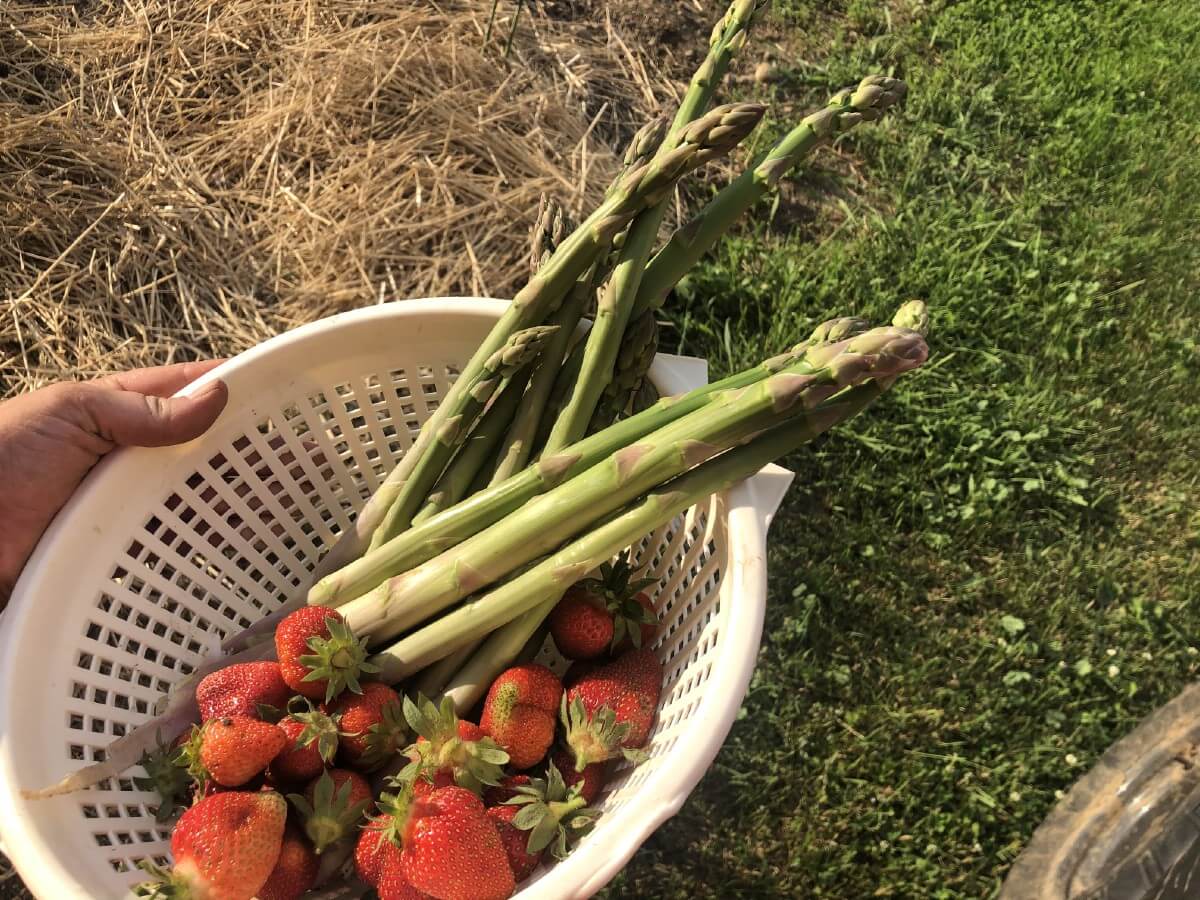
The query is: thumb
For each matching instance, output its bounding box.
[77,380,229,448]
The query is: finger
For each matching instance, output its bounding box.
[76,380,229,448]
[94,359,228,397]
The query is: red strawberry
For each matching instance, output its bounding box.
[487,804,541,882]
[562,647,662,769]
[274,606,379,703]
[270,702,341,784]
[480,664,562,770]
[550,552,658,659]
[288,768,372,854]
[136,790,287,900]
[331,681,408,770]
[185,716,288,788]
[402,694,509,795]
[196,661,291,722]
[258,823,319,900]
[550,748,604,805]
[394,785,514,900]
[483,775,531,808]
[548,587,612,659]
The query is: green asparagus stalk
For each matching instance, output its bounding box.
[412,366,534,526]
[369,367,923,685]
[306,313,863,611]
[633,76,908,315]
[587,309,659,433]
[337,327,927,645]
[437,309,909,711]
[214,316,876,664]
[541,2,768,453]
[488,268,593,486]
[368,324,559,549]
[534,337,586,453]
[414,638,484,699]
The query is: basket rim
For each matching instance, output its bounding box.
[0,297,790,899]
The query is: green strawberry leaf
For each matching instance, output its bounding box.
[512,801,549,831]
[526,810,560,854]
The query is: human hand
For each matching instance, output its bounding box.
[0,361,229,609]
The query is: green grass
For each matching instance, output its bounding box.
[602,1,1200,896]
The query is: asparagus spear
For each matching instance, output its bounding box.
[336,326,927,645]
[534,337,586,453]
[610,116,673,197]
[633,76,908,315]
[412,366,534,525]
[892,299,930,334]
[369,364,925,686]
[306,319,844,611]
[587,309,659,433]
[542,1,769,453]
[528,194,570,275]
[488,269,593,486]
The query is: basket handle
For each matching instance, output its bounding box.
[742,462,795,533]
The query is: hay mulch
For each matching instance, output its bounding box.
[0,0,672,396]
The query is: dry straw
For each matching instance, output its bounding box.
[1,0,664,396]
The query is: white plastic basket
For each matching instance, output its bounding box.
[0,298,793,900]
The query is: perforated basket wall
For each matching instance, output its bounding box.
[0,299,790,900]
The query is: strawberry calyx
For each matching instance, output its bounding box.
[365,771,436,862]
[286,770,371,854]
[132,730,191,823]
[560,695,646,770]
[503,760,600,860]
[296,617,380,703]
[401,693,509,794]
[131,860,192,898]
[578,551,658,651]
[174,724,210,799]
[287,697,342,764]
